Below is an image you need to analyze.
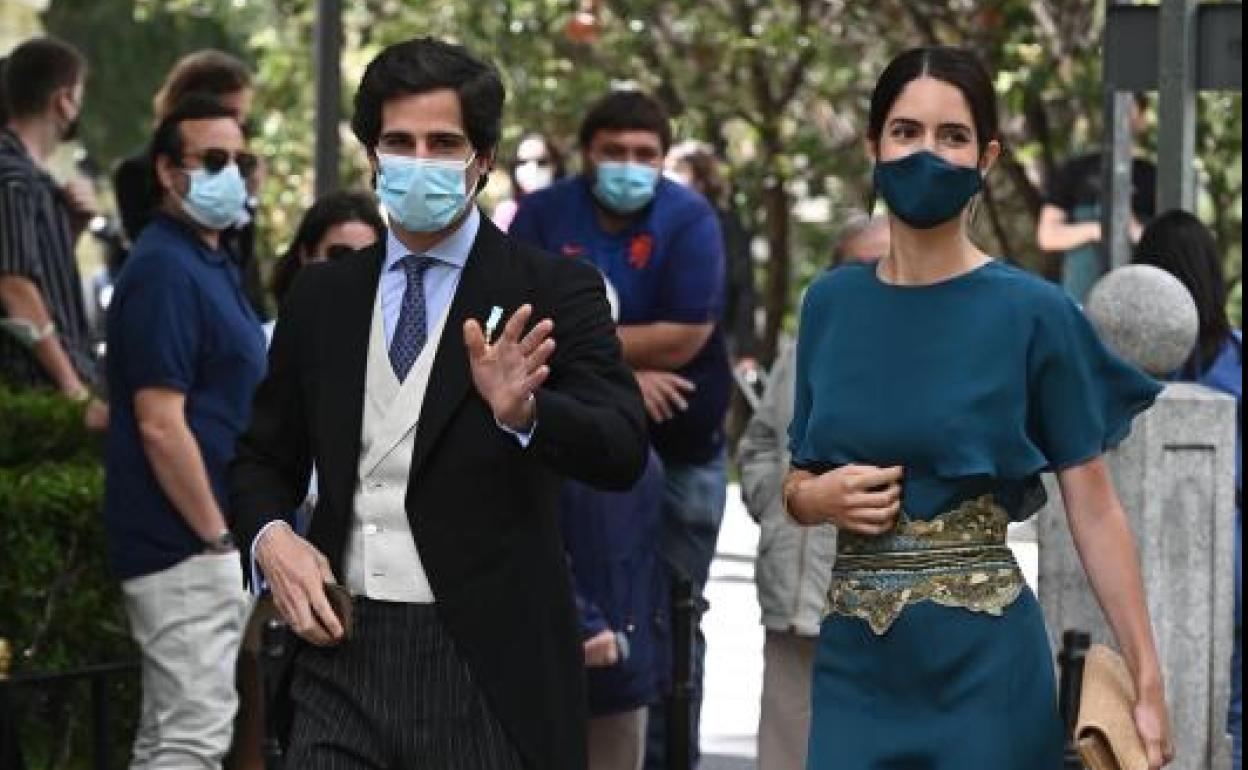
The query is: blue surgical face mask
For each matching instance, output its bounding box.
[181,164,248,231]
[376,152,477,233]
[874,150,984,229]
[593,161,660,215]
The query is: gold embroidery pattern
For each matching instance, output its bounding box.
[826,495,1026,635]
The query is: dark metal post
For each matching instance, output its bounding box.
[666,576,695,770]
[1102,0,1135,273]
[1157,0,1199,212]
[262,619,289,770]
[313,0,343,198]
[91,672,109,770]
[1058,630,1092,770]
[0,682,26,770]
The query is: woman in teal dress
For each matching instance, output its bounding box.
[784,47,1175,770]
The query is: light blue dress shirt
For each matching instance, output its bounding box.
[379,206,479,349]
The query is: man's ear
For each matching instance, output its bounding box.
[478,148,496,174]
[865,138,879,164]
[154,154,180,196]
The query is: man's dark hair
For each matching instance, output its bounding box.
[148,94,240,196]
[578,90,672,152]
[351,37,505,155]
[2,37,86,121]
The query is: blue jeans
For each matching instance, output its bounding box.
[644,452,728,769]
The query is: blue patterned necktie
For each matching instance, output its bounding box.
[388,254,437,383]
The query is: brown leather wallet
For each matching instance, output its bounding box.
[323,582,354,641]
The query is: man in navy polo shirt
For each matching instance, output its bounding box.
[511,89,730,768]
[104,95,265,769]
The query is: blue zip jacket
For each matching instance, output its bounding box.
[561,450,670,716]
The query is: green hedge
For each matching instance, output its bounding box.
[0,386,136,769]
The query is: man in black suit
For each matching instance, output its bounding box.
[229,38,647,770]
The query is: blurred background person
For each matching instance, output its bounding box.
[492,131,565,232]
[0,37,106,429]
[104,95,263,770]
[666,141,758,376]
[111,49,267,318]
[1036,93,1155,304]
[738,215,888,770]
[830,214,890,267]
[511,90,731,769]
[563,449,669,770]
[1134,210,1242,770]
[268,189,385,311]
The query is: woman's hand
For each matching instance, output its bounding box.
[786,465,903,534]
[1134,678,1176,768]
[1058,458,1174,768]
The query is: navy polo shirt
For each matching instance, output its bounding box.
[104,214,266,580]
[512,176,731,464]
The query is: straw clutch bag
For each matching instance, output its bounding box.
[1076,644,1149,770]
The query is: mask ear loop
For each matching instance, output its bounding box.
[967,148,992,230]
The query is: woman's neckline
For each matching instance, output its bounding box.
[869,257,997,290]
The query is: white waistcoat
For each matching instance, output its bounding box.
[343,289,449,602]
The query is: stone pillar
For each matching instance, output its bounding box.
[1038,266,1238,770]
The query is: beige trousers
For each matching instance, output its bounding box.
[588,707,648,770]
[757,630,818,770]
[122,552,249,770]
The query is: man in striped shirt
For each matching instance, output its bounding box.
[0,37,105,428]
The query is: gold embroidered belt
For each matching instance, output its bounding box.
[826,495,1026,635]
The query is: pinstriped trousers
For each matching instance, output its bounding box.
[285,600,525,769]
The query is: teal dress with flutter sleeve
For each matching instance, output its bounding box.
[789,260,1161,770]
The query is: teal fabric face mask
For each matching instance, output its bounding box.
[874,150,983,229]
[593,161,660,215]
[376,152,476,233]
[182,164,248,231]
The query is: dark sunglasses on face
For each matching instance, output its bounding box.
[181,148,259,177]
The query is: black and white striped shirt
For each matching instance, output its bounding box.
[0,128,96,390]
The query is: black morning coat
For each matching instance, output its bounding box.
[229,214,648,770]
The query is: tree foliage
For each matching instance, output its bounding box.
[43,0,1243,346]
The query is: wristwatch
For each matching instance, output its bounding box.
[204,530,236,554]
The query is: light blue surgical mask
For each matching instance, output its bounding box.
[181,164,248,231]
[593,161,659,215]
[376,152,477,233]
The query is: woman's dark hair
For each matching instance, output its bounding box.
[148,94,240,200]
[2,37,86,120]
[1133,210,1236,372]
[352,37,505,155]
[868,46,1000,155]
[507,132,566,194]
[578,90,672,152]
[270,191,386,304]
[153,49,252,121]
